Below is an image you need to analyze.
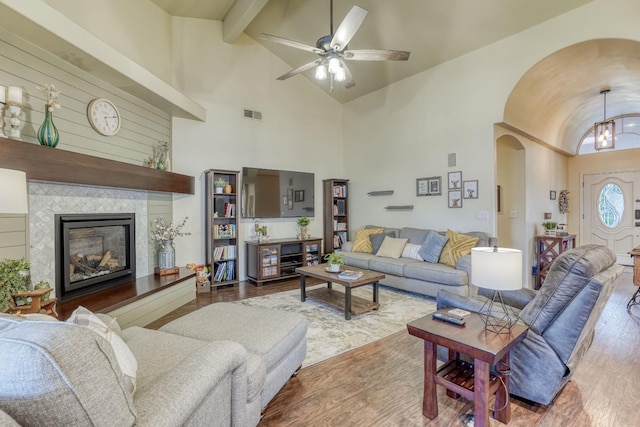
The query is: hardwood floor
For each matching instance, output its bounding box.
[149,271,640,427]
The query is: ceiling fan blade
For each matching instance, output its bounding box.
[258,33,323,54]
[344,49,411,61]
[341,61,356,89]
[330,5,368,51]
[276,60,321,81]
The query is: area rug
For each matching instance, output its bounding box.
[233,284,437,367]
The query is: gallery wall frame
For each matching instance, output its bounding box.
[448,171,462,189]
[448,190,462,208]
[550,190,557,200]
[417,176,442,196]
[463,180,478,199]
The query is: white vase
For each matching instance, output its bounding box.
[329,263,341,272]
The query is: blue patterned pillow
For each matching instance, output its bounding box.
[418,231,449,263]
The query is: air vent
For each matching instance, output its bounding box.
[243,109,262,121]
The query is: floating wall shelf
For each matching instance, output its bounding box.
[368,190,394,196]
[384,205,414,210]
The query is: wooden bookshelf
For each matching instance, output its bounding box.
[323,178,349,255]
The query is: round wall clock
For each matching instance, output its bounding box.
[87,98,121,136]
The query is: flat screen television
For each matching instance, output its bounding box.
[241,167,315,218]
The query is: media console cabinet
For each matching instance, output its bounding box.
[246,237,321,286]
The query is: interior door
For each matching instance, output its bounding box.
[583,172,640,265]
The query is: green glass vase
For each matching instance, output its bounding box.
[37,108,59,147]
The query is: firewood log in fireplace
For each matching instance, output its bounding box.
[70,255,98,275]
[98,250,113,267]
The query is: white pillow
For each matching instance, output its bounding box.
[67,306,137,393]
[376,236,408,258]
[401,243,424,261]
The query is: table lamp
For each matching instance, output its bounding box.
[0,168,28,213]
[471,246,522,334]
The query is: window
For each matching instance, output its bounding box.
[598,183,624,228]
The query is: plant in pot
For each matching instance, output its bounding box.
[0,258,31,311]
[214,178,227,194]
[297,216,310,239]
[323,252,344,272]
[542,221,558,235]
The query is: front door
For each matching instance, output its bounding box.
[583,172,640,265]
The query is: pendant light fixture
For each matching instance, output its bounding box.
[594,89,615,151]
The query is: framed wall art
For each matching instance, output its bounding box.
[463,180,478,199]
[448,171,462,189]
[448,190,462,208]
[417,176,442,196]
[550,190,557,200]
[295,190,304,202]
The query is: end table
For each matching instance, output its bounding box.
[407,309,528,426]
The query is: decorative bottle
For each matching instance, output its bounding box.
[37,107,59,147]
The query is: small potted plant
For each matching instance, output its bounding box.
[214,178,227,194]
[0,258,31,311]
[324,252,344,272]
[297,216,310,239]
[542,221,558,236]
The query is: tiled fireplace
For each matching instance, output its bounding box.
[55,213,136,300]
[29,182,150,298]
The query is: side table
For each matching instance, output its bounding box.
[407,309,528,427]
[535,234,576,289]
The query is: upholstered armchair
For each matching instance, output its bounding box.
[436,244,623,405]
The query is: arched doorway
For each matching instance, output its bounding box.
[496,135,526,252]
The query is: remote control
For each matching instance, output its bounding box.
[432,312,466,326]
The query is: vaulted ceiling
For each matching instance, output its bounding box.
[151,0,593,104]
[151,1,640,154]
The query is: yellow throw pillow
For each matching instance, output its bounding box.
[439,230,479,267]
[352,228,384,253]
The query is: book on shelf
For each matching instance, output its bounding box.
[213,244,236,260]
[333,184,347,198]
[338,270,363,280]
[223,203,236,217]
[213,224,236,238]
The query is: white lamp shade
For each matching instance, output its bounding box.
[0,168,28,213]
[471,247,522,291]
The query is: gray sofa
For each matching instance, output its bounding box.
[436,244,623,405]
[0,303,308,427]
[340,226,496,298]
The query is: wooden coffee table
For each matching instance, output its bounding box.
[296,264,385,320]
[407,310,529,427]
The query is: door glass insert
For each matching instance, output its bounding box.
[598,183,624,228]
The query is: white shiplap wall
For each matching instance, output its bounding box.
[0,27,174,267]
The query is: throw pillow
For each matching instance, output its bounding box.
[418,231,449,263]
[352,228,384,253]
[439,229,480,267]
[375,236,409,258]
[370,231,395,254]
[401,243,424,261]
[67,306,137,393]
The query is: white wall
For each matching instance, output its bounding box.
[43,0,173,84]
[169,18,344,276]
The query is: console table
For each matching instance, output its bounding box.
[535,234,576,289]
[407,310,528,426]
[627,247,640,311]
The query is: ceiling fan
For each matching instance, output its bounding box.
[258,0,410,90]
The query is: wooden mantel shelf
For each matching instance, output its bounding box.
[0,137,194,195]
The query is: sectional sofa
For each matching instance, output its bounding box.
[0,302,308,427]
[340,225,496,298]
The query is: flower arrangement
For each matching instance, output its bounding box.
[151,216,191,241]
[37,84,61,112]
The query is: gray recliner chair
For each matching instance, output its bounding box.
[436,244,623,405]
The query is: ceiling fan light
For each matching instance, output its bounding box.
[328,56,341,74]
[334,66,346,82]
[315,64,328,80]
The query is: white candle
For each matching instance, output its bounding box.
[7,86,22,104]
[0,85,5,103]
